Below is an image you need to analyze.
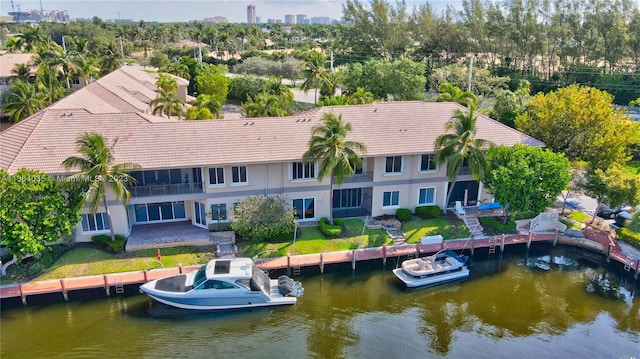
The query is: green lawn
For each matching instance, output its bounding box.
[34,246,216,280]
[12,218,468,281]
[568,211,591,224]
[238,219,391,258]
[402,218,470,243]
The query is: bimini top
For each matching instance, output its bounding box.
[205,258,254,280]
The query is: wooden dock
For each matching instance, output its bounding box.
[2,230,639,306]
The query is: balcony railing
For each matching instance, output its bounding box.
[337,171,374,184]
[128,182,204,198]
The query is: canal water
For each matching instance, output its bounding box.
[2,245,639,358]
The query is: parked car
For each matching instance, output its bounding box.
[597,204,634,219]
[614,210,633,228]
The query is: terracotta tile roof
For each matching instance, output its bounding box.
[1,101,544,175]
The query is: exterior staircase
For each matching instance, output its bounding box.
[462,214,484,238]
[210,231,237,258]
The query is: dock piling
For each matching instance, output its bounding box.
[382,245,387,267]
[501,234,505,253]
[104,274,110,296]
[60,279,68,301]
[351,250,357,271]
[606,244,611,263]
[320,253,325,274]
[553,229,558,247]
[19,283,26,306]
[635,259,639,280]
[527,233,532,250]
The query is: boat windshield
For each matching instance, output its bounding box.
[192,265,207,289]
[251,266,271,293]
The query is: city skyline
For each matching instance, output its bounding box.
[1,0,465,23]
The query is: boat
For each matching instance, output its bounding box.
[139,257,303,310]
[392,249,469,288]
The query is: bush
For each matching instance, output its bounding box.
[415,205,442,219]
[617,227,640,248]
[396,208,412,221]
[91,234,126,253]
[319,217,342,237]
[208,222,233,232]
[334,218,343,226]
[231,195,297,241]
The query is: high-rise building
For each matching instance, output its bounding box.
[296,14,307,25]
[284,14,295,24]
[246,5,256,24]
[255,16,261,24]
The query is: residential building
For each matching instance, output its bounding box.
[247,5,256,24]
[296,14,307,25]
[0,53,36,114]
[203,16,228,23]
[285,14,295,24]
[0,66,543,249]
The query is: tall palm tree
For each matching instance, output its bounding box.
[35,65,66,104]
[62,132,140,242]
[434,104,493,210]
[436,82,478,107]
[2,80,46,122]
[347,87,375,104]
[15,27,47,52]
[302,51,331,104]
[11,63,33,83]
[99,42,123,76]
[302,113,367,221]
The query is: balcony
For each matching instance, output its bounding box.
[337,171,374,184]
[128,182,204,198]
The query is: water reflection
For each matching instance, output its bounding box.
[1,246,639,358]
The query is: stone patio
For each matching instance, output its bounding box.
[125,221,212,251]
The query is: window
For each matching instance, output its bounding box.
[81,213,110,232]
[418,187,436,205]
[383,191,399,207]
[232,166,247,184]
[195,202,206,226]
[333,188,362,209]
[210,203,228,222]
[208,167,225,185]
[384,156,402,174]
[134,201,186,223]
[293,198,315,219]
[420,154,437,172]
[292,162,315,180]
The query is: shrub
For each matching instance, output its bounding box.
[319,217,342,237]
[208,222,233,232]
[231,195,297,241]
[617,227,640,248]
[91,234,126,253]
[415,205,442,219]
[334,218,343,226]
[396,208,412,221]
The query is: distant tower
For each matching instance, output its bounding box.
[284,14,295,24]
[247,5,256,24]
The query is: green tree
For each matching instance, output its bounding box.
[491,80,531,128]
[302,113,367,221]
[347,87,375,104]
[341,58,426,100]
[436,82,478,107]
[515,85,640,170]
[582,165,640,224]
[302,50,331,104]
[187,94,222,120]
[0,169,80,260]
[434,104,493,209]
[2,80,46,122]
[62,132,140,242]
[484,144,572,218]
[149,74,185,119]
[230,195,297,241]
[242,92,288,118]
[195,70,230,103]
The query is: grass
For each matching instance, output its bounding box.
[479,217,517,233]
[33,245,216,281]
[568,211,591,224]
[238,219,392,258]
[559,218,582,230]
[402,218,470,243]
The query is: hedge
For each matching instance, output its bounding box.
[319,217,342,237]
[617,228,640,248]
[415,205,442,219]
[396,208,412,221]
[91,234,127,253]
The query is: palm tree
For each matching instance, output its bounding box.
[11,63,33,83]
[99,42,123,76]
[62,132,140,242]
[436,82,478,107]
[242,93,287,118]
[302,51,331,104]
[347,87,375,104]
[302,113,367,221]
[149,74,185,119]
[35,66,66,104]
[2,80,46,122]
[434,104,493,210]
[15,27,47,52]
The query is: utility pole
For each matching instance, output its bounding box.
[330,50,334,71]
[467,55,474,92]
[119,37,125,66]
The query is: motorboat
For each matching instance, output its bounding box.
[392,249,469,288]
[139,257,303,310]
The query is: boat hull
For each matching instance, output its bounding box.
[392,267,470,288]
[143,292,297,310]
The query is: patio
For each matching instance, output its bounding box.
[125,221,212,252]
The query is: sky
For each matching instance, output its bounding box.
[1,0,464,23]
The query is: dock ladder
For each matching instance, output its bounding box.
[115,276,124,294]
[488,238,496,254]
